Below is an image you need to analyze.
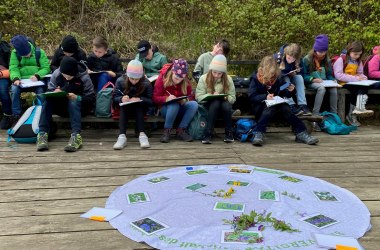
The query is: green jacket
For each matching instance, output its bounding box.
[9,43,50,81]
[135,52,168,78]
[195,74,236,104]
[302,55,335,84]
[194,52,214,75]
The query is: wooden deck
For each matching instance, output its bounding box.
[0,126,379,250]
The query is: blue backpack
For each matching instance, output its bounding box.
[320,111,357,135]
[7,99,42,143]
[233,118,256,142]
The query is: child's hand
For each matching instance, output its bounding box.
[30,75,38,81]
[267,93,274,100]
[13,80,21,86]
[166,95,176,101]
[54,87,62,92]
[357,76,367,81]
[287,84,295,92]
[122,95,130,102]
[313,78,323,83]
[213,91,219,94]
[107,71,116,78]
[67,93,77,100]
[88,69,93,74]
[129,97,140,102]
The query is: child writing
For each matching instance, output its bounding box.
[87,36,123,92]
[135,40,168,79]
[195,55,236,144]
[275,43,311,116]
[153,59,198,143]
[0,37,12,129]
[248,56,319,146]
[113,60,153,150]
[367,46,380,85]
[302,34,338,130]
[36,57,95,152]
[333,41,373,126]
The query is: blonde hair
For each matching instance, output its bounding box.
[205,71,229,93]
[164,70,188,95]
[258,56,281,83]
[280,43,301,70]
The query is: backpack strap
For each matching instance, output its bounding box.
[16,46,41,68]
[101,81,114,91]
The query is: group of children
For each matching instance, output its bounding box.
[0,33,379,152]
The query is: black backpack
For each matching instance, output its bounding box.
[0,35,11,68]
[15,37,41,67]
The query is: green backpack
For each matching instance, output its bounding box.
[96,82,114,118]
[188,105,208,140]
[320,111,357,135]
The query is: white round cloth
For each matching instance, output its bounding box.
[106,164,371,250]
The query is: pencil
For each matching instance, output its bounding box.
[166,90,172,96]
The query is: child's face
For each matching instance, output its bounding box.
[172,74,184,84]
[315,51,327,58]
[63,51,74,57]
[285,55,296,64]
[62,73,74,81]
[211,70,223,79]
[212,43,223,55]
[349,51,362,61]
[145,49,153,60]
[92,46,107,58]
[129,77,140,85]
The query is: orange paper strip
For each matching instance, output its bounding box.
[336,245,358,250]
[89,215,106,222]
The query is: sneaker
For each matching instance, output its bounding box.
[160,129,171,143]
[64,134,83,152]
[139,133,150,148]
[312,122,322,132]
[346,114,361,127]
[300,105,312,116]
[231,109,241,116]
[0,114,12,130]
[295,131,319,145]
[252,132,264,146]
[113,134,127,150]
[177,128,193,142]
[201,135,212,144]
[224,130,234,143]
[289,105,303,116]
[36,132,49,151]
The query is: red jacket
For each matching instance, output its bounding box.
[153,63,194,107]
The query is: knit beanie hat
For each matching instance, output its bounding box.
[209,54,227,73]
[172,59,188,78]
[313,34,329,52]
[60,56,78,76]
[61,35,79,53]
[11,35,31,56]
[126,60,144,79]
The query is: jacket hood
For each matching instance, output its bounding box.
[76,61,88,77]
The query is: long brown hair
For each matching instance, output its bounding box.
[346,41,364,63]
[122,75,146,96]
[257,56,281,85]
[163,70,188,95]
[205,71,229,93]
[280,43,301,70]
[307,49,330,74]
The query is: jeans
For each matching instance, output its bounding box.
[307,83,337,115]
[283,75,307,106]
[0,79,11,115]
[119,102,147,134]
[11,84,45,116]
[96,72,112,92]
[204,99,233,133]
[39,98,82,134]
[160,100,198,129]
[252,102,306,134]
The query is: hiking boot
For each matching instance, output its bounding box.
[113,134,127,150]
[201,135,212,144]
[252,132,264,146]
[295,131,319,145]
[139,133,150,148]
[312,122,322,132]
[36,132,49,151]
[231,109,241,116]
[177,128,193,142]
[224,130,234,143]
[64,133,83,152]
[160,129,171,143]
[290,105,303,116]
[0,114,12,130]
[346,114,361,127]
[300,105,312,116]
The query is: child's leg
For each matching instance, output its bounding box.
[39,99,55,133]
[0,79,12,115]
[177,101,198,129]
[328,87,338,114]
[308,83,326,115]
[254,105,278,133]
[67,99,82,135]
[10,85,22,117]
[278,103,306,134]
[205,99,222,134]
[97,73,112,92]
[161,103,180,129]
[221,100,233,131]
[134,103,145,133]
[291,75,307,106]
[282,76,296,106]
[118,106,129,135]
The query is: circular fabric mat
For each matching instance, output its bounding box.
[106,164,370,250]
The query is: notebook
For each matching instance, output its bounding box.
[321,80,341,88]
[345,80,379,87]
[40,91,67,98]
[264,96,287,107]
[20,79,45,89]
[312,233,363,250]
[119,100,143,106]
[166,96,188,104]
[202,94,228,101]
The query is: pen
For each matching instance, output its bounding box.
[166,90,172,96]
[116,89,125,96]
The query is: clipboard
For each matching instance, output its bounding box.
[202,94,228,101]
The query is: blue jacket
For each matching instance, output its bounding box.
[274,44,301,78]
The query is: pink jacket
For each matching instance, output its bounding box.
[368,54,380,79]
[333,57,366,82]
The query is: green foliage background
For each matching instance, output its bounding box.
[1,0,379,64]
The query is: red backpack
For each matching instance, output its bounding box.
[363,55,375,77]
[331,54,347,77]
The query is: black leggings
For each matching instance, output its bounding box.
[204,99,233,133]
[343,84,368,106]
[118,102,147,134]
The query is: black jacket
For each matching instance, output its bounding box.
[113,75,153,106]
[87,49,124,79]
[50,47,87,72]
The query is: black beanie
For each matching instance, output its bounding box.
[60,56,78,76]
[61,35,79,53]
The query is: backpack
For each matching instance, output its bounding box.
[96,81,114,118]
[233,118,256,142]
[363,54,375,76]
[188,105,208,140]
[15,37,41,67]
[320,111,357,135]
[331,54,347,77]
[0,39,11,68]
[7,99,42,143]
